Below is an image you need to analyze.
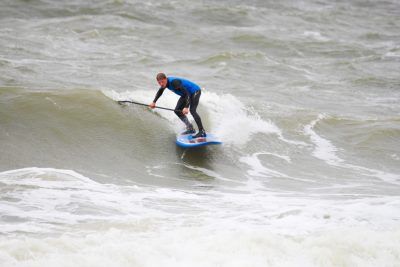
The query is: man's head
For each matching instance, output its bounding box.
[156,73,167,88]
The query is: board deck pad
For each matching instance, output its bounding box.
[176,133,222,148]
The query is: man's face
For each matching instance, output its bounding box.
[157,78,167,88]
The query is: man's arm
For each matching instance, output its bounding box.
[153,87,165,103]
[171,79,190,108]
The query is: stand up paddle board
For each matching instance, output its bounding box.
[176,133,222,148]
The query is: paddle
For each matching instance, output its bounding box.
[117,100,178,112]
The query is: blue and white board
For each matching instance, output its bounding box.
[176,133,222,148]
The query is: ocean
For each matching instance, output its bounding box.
[1,0,400,266]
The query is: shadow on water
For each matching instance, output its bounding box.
[173,145,225,184]
[175,145,219,166]
[173,144,246,189]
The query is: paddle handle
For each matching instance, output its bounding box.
[117,100,178,112]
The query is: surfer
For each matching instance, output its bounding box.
[150,73,206,138]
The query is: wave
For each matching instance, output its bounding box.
[303,114,400,184]
[1,87,293,193]
[103,89,282,147]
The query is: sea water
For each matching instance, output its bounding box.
[1,1,399,266]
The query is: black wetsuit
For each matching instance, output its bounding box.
[153,78,204,131]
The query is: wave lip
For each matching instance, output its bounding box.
[0,167,147,234]
[304,114,344,166]
[0,167,96,188]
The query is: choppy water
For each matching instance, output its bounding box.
[1,0,400,266]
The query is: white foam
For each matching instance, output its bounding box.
[303,31,330,42]
[239,153,315,183]
[240,153,289,178]
[343,163,400,185]
[200,91,283,146]
[0,167,96,188]
[384,51,400,58]
[304,114,344,165]
[1,227,399,267]
[0,167,152,234]
[1,168,400,266]
[178,162,243,185]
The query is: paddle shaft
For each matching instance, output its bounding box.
[118,100,178,112]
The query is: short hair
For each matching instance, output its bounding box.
[156,73,167,81]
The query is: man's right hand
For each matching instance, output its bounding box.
[149,102,156,109]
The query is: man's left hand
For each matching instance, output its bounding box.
[182,108,189,115]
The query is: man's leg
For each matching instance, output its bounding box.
[175,96,194,131]
[190,90,205,134]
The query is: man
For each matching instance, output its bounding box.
[150,73,206,138]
